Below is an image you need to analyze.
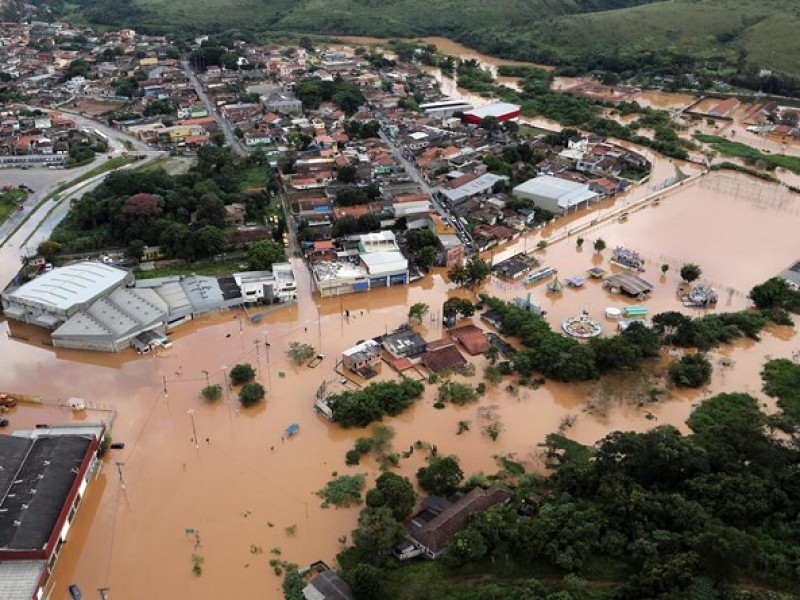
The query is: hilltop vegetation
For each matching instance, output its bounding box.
[59,0,800,79]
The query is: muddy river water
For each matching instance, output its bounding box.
[2,171,799,598]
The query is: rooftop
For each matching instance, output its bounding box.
[0,560,46,600]
[513,175,598,209]
[0,434,93,552]
[464,102,521,119]
[2,262,129,313]
[440,173,508,204]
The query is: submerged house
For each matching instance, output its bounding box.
[341,339,381,378]
[397,486,513,560]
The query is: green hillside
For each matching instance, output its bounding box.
[70,0,800,77]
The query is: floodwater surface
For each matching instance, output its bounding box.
[1,171,799,598]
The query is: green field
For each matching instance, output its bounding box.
[694,133,800,174]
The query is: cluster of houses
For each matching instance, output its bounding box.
[334,313,511,382]
[191,42,650,294]
[0,106,85,166]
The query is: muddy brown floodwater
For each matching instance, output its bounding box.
[1,175,799,599]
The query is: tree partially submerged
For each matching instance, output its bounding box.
[239,382,265,407]
[286,342,315,365]
[229,363,255,385]
[329,380,425,428]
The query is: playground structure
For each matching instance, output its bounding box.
[524,267,557,285]
[682,283,718,308]
[562,310,603,338]
[610,246,646,271]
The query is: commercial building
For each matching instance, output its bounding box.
[0,423,105,600]
[1,262,132,329]
[234,263,297,304]
[463,102,521,125]
[512,175,599,214]
[419,98,473,119]
[439,173,508,205]
[2,262,296,352]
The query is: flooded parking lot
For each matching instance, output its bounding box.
[1,170,799,598]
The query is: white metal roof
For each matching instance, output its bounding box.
[0,560,45,599]
[360,252,408,275]
[440,173,507,203]
[513,175,598,209]
[3,262,128,312]
[464,102,521,119]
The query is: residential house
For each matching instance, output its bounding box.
[341,339,382,376]
[398,486,513,560]
[420,339,467,374]
[449,325,490,355]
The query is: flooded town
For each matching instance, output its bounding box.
[1,20,800,600]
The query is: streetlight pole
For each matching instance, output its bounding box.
[221,366,233,424]
[187,409,198,449]
[202,370,210,387]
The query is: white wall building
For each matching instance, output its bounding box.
[512,175,599,215]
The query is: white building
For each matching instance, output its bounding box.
[234,263,297,303]
[1,262,132,329]
[512,175,599,215]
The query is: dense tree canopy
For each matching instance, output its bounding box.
[330,379,425,428]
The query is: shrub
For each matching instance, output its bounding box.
[668,354,712,388]
[318,474,366,508]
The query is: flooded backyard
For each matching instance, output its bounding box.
[1,169,799,598]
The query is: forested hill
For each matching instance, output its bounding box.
[56,0,800,76]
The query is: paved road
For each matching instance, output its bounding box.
[0,153,166,287]
[378,129,476,249]
[181,59,248,156]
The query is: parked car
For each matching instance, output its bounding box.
[0,418,9,427]
[0,394,16,408]
[69,584,83,600]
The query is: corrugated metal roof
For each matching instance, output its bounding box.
[0,560,45,599]
[2,262,128,312]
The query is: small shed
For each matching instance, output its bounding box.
[604,273,654,298]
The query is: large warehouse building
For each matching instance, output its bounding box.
[0,424,105,600]
[512,175,600,214]
[2,261,297,352]
[0,262,133,329]
[463,102,521,125]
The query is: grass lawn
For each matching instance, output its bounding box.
[0,189,27,224]
[135,256,248,279]
[238,165,271,191]
[694,133,800,174]
[519,125,554,138]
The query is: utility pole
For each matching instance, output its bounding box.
[115,462,126,490]
[202,370,210,387]
[187,409,198,449]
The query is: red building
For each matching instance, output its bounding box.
[0,424,105,600]
[463,102,521,125]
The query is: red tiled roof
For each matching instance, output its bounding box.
[449,325,490,355]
